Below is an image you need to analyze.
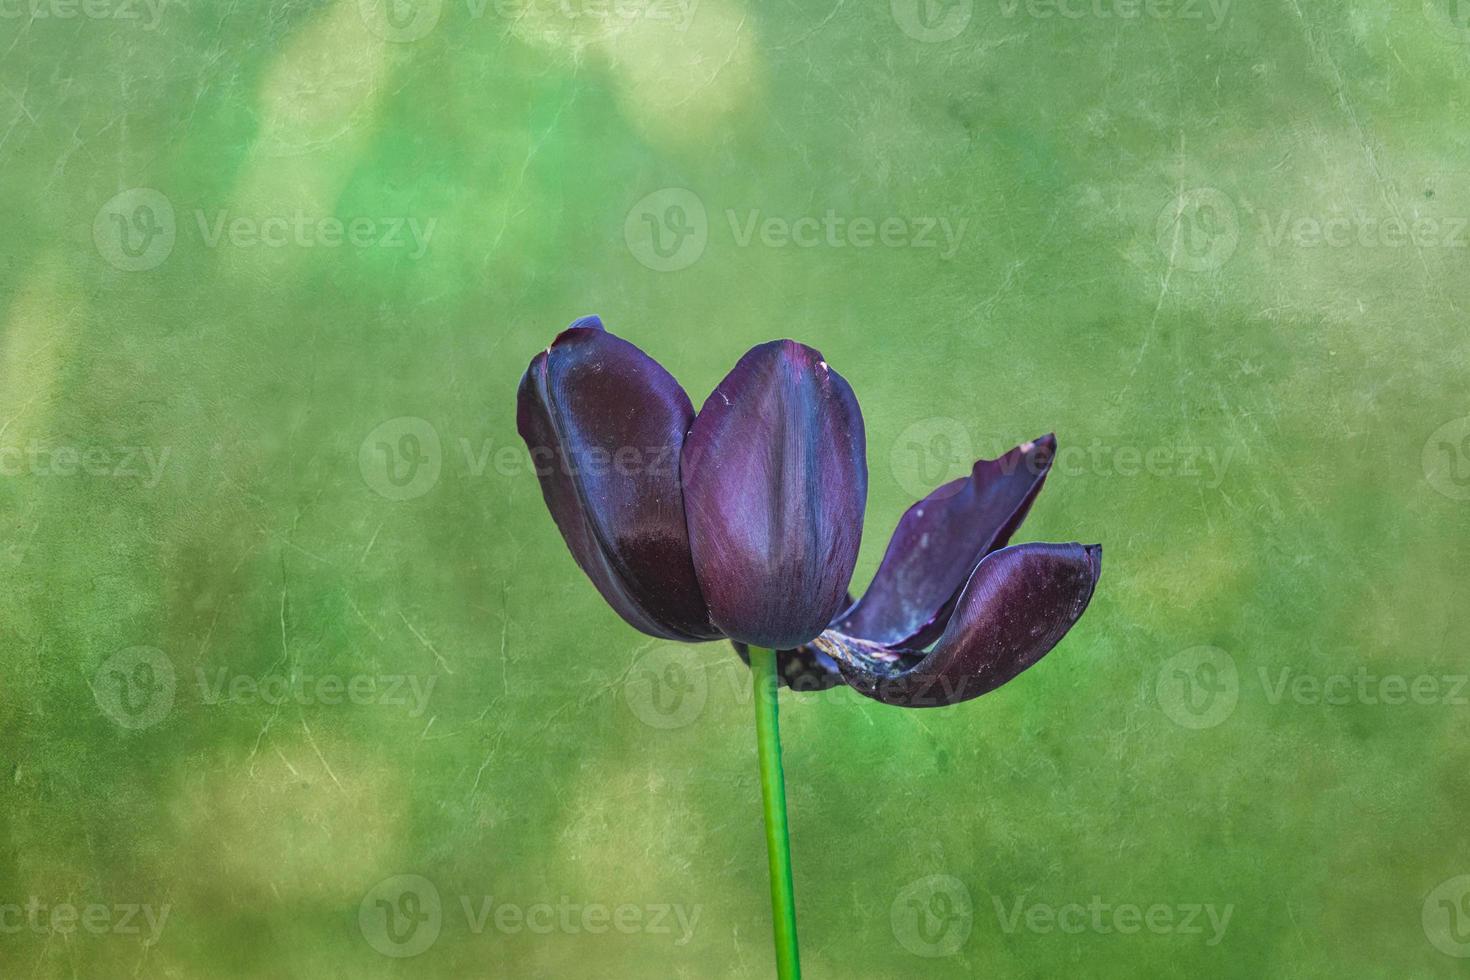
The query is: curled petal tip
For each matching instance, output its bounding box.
[566,314,605,332]
[1024,432,1056,464]
[547,315,606,349]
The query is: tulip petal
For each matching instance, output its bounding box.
[838,436,1055,647]
[517,319,719,641]
[683,341,868,649]
[817,542,1101,707]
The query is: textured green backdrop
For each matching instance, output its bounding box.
[3,0,1470,976]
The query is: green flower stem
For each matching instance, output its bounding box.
[748,646,801,980]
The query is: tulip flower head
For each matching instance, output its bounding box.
[517,316,1101,708]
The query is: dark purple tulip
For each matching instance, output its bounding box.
[518,317,1102,707]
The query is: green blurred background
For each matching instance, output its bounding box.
[3,0,1470,975]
